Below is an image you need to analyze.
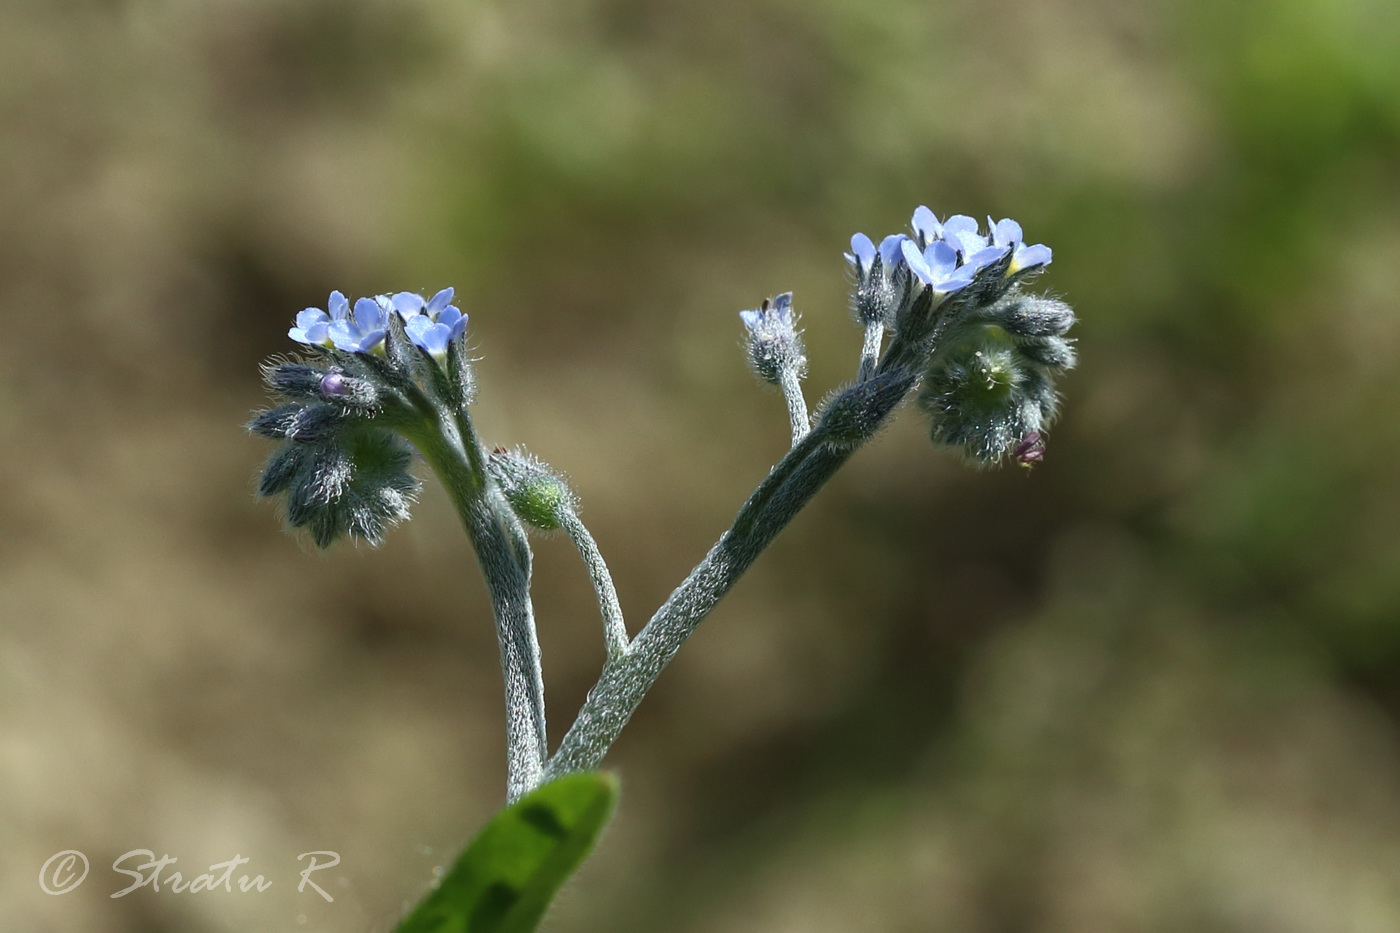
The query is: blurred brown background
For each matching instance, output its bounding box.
[3,0,1400,930]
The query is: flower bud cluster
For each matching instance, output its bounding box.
[251,360,420,547]
[917,291,1076,466]
[739,292,807,386]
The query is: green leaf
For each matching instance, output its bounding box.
[395,772,619,933]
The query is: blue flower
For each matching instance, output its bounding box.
[327,297,389,353]
[289,290,349,347]
[939,215,1009,271]
[989,217,1053,275]
[389,287,468,356]
[289,291,388,353]
[900,239,977,295]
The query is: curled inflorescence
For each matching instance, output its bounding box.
[251,288,476,547]
[842,207,1073,465]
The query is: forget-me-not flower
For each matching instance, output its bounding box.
[939,215,1010,272]
[900,239,977,296]
[385,288,469,356]
[845,232,911,280]
[289,290,348,347]
[988,218,1053,275]
[289,291,389,353]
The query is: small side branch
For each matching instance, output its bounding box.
[543,362,917,779]
[560,512,629,660]
[778,368,810,445]
[857,321,883,382]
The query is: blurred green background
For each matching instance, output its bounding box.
[3,0,1400,930]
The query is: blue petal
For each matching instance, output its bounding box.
[356,328,387,352]
[965,245,1009,271]
[327,320,363,351]
[941,215,980,238]
[449,314,469,341]
[879,234,908,269]
[849,232,875,267]
[391,292,425,318]
[993,218,1023,248]
[426,287,454,315]
[409,322,452,355]
[291,321,332,345]
[937,270,974,294]
[901,239,933,284]
[911,206,942,244]
[925,241,960,278]
[772,292,793,316]
[296,308,329,329]
[739,310,760,329]
[437,308,463,330]
[328,290,349,320]
[428,323,454,354]
[942,216,989,257]
[1012,244,1053,271]
[353,297,385,331]
[404,313,434,342]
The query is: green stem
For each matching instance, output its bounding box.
[543,421,878,779]
[414,411,547,800]
[560,512,629,661]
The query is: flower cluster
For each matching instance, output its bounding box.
[841,206,1072,466]
[290,288,467,358]
[845,207,1053,328]
[252,285,480,547]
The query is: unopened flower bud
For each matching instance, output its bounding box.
[318,371,381,410]
[739,293,807,386]
[263,362,326,399]
[487,448,577,532]
[256,429,418,548]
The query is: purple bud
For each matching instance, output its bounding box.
[320,372,350,397]
[317,371,380,410]
[1013,431,1046,466]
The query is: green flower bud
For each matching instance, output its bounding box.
[488,448,578,532]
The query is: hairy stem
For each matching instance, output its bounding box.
[779,368,810,445]
[414,412,547,800]
[543,389,910,778]
[857,321,884,382]
[560,512,629,661]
